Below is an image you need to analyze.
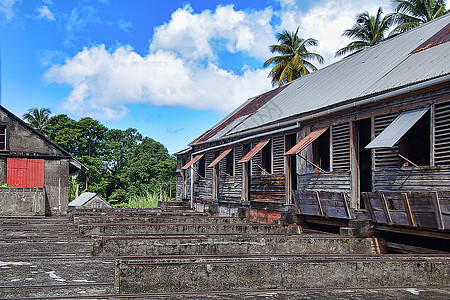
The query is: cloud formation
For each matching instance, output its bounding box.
[37,5,55,21]
[45,45,270,119]
[0,0,17,21]
[45,0,397,120]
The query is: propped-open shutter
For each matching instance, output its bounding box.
[374,113,399,169]
[332,123,350,170]
[435,102,450,166]
[272,136,285,174]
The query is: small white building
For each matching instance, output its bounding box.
[68,192,111,210]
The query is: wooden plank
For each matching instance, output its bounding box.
[402,193,416,227]
[432,191,445,230]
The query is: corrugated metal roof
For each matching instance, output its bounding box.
[365,106,430,149]
[181,154,204,170]
[68,192,97,207]
[208,148,232,168]
[284,127,328,155]
[239,139,270,163]
[188,14,450,147]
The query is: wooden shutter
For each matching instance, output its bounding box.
[234,145,243,177]
[332,123,350,170]
[435,101,450,166]
[374,113,399,169]
[272,135,285,174]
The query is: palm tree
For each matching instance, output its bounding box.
[390,0,447,34]
[263,27,324,87]
[335,7,394,57]
[23,107,52,134]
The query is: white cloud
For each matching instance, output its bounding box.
[0,0,17,21]
[118,18,132,32]
[277,0,392,65]
[150,4,275,61]
[44,45,271,120]
[37,5,55,21]
[46,1,407,121]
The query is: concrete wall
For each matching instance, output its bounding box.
[45,159,69,216]
[0,187,45,216]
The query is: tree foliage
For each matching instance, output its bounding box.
[264,27,324,87]
[42,113,176,203]
[335,7,394,57]
[390,0,448,34]
[22,107,52,134]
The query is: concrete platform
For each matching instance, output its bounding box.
[92,234,378,256]
[116,254,450,293]
[73,215,247,227]
[79,223,301,237]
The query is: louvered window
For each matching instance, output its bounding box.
[0,126,6,151]
[205,152,214,179]
[234,145,243,176]
[272,136,285,174]
[373,114,400,169]
[251,141,263,176]
[332,123,350,170]
[435,102,450,166]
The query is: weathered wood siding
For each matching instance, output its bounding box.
[218,176,242,201]
[297,172,351,192]
[250,174,285,203]
[194,178,212,202]
[373,167,450,191]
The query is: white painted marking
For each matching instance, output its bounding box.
[0,261,31,267]
[45,271,66,282]
[406,288,421,295]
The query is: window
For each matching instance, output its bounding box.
[398,110,430,166]
[225,149,234,176]
[313,129,330,172]
[198,155,206,178]
[261,139,272,174]
[0,126,6,150]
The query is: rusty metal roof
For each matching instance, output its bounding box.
[284,127,328,155]
[239,139,270,163]
[181,154,204,170]
[208,148,232,168]
[186,14,450,149]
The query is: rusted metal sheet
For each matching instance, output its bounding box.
[208,148,232,168]
[190,85,289,145]
[284,127,328,155]
[181,154,204,170]
[412,22,450,54]
[249,208,281,224]
[239,140,270,163]
[6,158,44,188]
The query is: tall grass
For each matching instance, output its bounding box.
[127,191,160,208]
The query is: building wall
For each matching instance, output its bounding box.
[0,187,45,216]
[44,159,69,216]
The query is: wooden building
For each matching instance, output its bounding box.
[176,15,450,236]
[0,105,85,216]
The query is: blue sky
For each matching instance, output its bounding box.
[0,0,416,154]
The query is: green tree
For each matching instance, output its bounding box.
[390,0,447,34]
[263,27,324,87]
[22,107,52,134]
[335,7,394,57]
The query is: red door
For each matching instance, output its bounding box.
[7,158,45,188]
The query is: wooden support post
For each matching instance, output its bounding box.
[432,192,444,230]
[285,155,291,204]
[213,166,218,200]
[402,192,416,227]
[362,193,377,222]
[350,121,359,209]
[242,162,249,202]
[380,192,392,224]
[314,191,325,217]
[342,192,353,219]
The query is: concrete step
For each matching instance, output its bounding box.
[0,239,92,256]
[69,210,207,220]
[115,254,450,293]
[92,234,378,256]
[79,223,301,238]
[73,215,246,226]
